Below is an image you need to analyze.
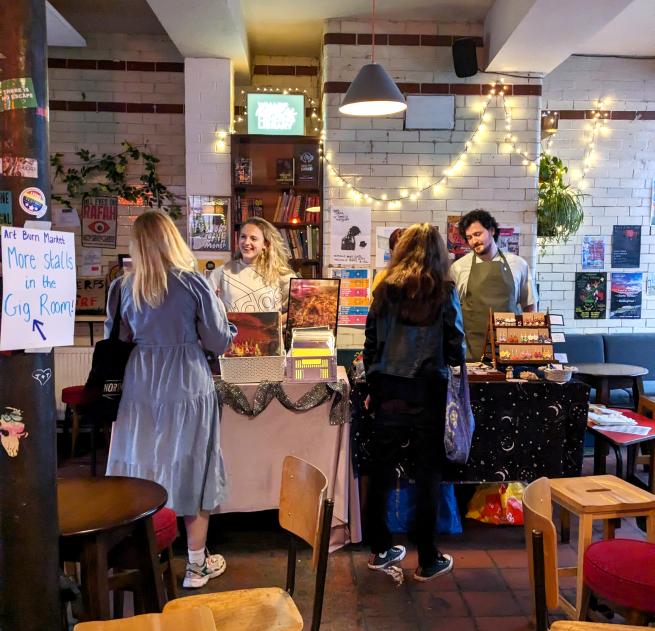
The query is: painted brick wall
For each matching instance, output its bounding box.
[541,56,655,332]
[322,19,541,348]
[48,34,186,344]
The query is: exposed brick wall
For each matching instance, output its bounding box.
[322,19,541,348]
[540,56,655,332]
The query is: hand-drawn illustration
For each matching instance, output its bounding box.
[0,407,28,457]
[32,368,52,386]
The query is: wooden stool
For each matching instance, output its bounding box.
[549,475,655,619]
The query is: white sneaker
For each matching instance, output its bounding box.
[182,552,227,588]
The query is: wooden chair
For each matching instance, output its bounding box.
[524,477,655,628]
[164,455,333,631]
[73,605,215,630]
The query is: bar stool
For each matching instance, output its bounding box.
[62,385,89,457]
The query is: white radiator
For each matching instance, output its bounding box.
[54,346,94,418]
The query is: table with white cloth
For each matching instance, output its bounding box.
[214,366,362,550]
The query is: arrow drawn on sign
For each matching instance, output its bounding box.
[32,320,46,341]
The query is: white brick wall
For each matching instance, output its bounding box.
[541,56,655,332]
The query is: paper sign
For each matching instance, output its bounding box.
[554,353,568,364]
[1,227,76,350]
[81,196,118,248]
[551,332,566,343]
[52,207,81,231]
[375,226,402,268]
[330,206,371,265]
[76,277,107,314]
[80,248,103,277]
[330,268,370,325]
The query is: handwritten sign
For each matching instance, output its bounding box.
[1,227,76,350]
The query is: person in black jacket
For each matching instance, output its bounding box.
[363,222,466,582]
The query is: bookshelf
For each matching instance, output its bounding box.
[231,134,322,278]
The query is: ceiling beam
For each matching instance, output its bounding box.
[484,0,635,74]
[146,0,250,81]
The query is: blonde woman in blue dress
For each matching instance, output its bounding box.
[105,211,236,589]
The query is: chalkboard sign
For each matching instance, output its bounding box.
[76,277,107,315]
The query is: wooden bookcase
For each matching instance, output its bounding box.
[231,134,322,278]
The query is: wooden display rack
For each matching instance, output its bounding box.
[482,309,555,367]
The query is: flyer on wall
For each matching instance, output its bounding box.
[498,226,520,255]
[330,268,370,326]
[330,206,371,265]
[188,195,230,252]
[574,272,606,320]
[81,196,118,249]
[582,236,605,270]
[647,272,655,298]
[610,272,643,319]
[374,226,403,268]
[447,215,469,260]
[611,225,641,268]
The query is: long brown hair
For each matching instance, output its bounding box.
[372,223,449,323]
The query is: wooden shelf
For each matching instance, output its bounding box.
[234,183,319,191]
[235,221,320,229]
[290,259,320,265]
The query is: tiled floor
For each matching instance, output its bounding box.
[60,437,650,630]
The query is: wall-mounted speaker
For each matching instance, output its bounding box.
[452,37,478,78]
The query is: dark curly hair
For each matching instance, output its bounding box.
[457,209,500,243]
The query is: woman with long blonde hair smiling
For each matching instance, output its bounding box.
[209,217,296,313]
[105,211,236,589]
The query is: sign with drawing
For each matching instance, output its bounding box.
[330,206,371,265]
[1,227,76,350]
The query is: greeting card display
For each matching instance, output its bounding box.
[286,278,340,344]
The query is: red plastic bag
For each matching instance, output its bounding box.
[465,482,525,525]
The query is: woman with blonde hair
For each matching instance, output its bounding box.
[363,223,465,582]
[105,211,236,589]
[209,217,296,313]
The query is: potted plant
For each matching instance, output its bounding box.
[537,153,584,245]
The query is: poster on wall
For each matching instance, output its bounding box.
[611,225,641,268]
[81,196,118,249]
[647,272,655,298]
[375,226,403,268]
[574,272,606,320]
[582,236,605,270]
[330,268,370,326]
[650,177,655,225]
[0,191,11,225]
[188,195,230,252]
[330,206,371,265]
[610,272,642,319]
[498,226,519,255]
[447,215,469,260]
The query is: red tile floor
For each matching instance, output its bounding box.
[59,436,650,630]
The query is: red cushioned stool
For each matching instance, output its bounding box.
[61,385,88,458]
[582,539,655,624]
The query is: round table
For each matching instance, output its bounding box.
[571,362,648,408]
[58,476,168,620]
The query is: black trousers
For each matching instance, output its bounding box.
[366,375,448,568]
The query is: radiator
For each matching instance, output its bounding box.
[54,346,94,418]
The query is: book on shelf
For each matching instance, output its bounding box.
[279,225,319,261]
[234,157,252,184]
[236,196,263,223]
[276,158,294,183]
[272,192,321,223]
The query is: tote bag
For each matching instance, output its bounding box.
[444,363,475,464]
[84,288,135,423]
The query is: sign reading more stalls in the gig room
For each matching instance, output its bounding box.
[1,227,77,350]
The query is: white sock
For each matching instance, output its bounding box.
[188,547,206,566]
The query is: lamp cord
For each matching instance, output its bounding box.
[371,0,376,63]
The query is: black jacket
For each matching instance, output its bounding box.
[363,283,466,383]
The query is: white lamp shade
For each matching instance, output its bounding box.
[339,63,407,117]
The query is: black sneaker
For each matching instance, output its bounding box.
[368,545,406,570]
[413,553,454,582]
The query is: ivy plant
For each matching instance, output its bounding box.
[50,141,181,219]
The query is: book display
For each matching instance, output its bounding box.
[231,134,322,278]
[483,310,555,366]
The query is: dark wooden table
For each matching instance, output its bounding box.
[58,476,168,621]
[571,362,648,408]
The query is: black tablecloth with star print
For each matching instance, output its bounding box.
[350,379,590,482]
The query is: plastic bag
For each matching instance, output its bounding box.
[465,482,525,525]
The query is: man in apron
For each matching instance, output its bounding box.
[450,209,537,362]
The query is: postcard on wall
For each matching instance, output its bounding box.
[224,312,282,357]
[188,195,230,252]
[647,272,655,298]
[79,247,103,277]
[574,272,607,320]
[611,225,641,268]
[330,206,371,265]
[81,196,118,249]
[286,278,341,341]
[447,215,469,260]
[498,226,519,255]
[331,268,370,326]
[610,272,643,319]
[582,236,605,270]
[375,226,403,268]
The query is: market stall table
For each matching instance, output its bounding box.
[215,366,361,549]
[571,363,647,409]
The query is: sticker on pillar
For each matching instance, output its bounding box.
[0,407,28,457]
[0,78,38,111]
[32,368,52,386]
[0,191,11,225]
[18,187,47,218]
[1,156,38,178]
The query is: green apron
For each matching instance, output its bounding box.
[461,250,518,362]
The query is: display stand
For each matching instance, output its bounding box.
[482,309,555,367]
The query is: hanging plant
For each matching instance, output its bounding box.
[50,141,181,219]
[537,153,584,245]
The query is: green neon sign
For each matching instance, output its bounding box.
[247,94,305,135]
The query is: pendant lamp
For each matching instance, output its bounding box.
[339,0,407,117]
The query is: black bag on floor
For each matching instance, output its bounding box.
[84,288,135,423]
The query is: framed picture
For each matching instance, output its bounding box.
[286,278,341,344]
[188,195,231,252]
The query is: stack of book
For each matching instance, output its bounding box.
[273,193,320,223]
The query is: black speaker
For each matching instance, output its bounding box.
[452,37,478,78]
